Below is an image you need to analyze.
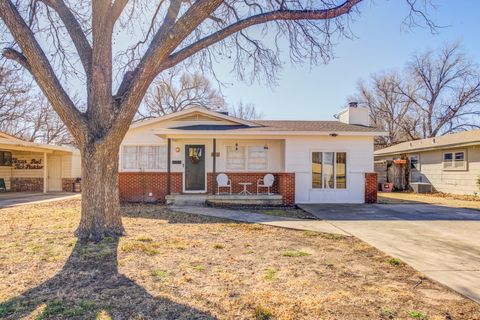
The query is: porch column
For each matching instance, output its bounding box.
[212,138,216,195]
[43,152,47,194]
[167,138,171,195]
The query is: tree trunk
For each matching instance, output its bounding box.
[75,140,124,241]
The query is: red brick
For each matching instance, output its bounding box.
[364,172,378,204]
[119,171,296,205]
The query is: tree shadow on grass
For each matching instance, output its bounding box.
[0,237,216,320]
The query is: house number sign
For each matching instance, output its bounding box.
[12,158,44,170]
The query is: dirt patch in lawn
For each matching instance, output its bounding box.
[0,200,479,319]
[379,191,480,210]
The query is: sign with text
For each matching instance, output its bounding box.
[13,158,44,170]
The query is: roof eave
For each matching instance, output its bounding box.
[153,129,386,137]
[374,140,480,156]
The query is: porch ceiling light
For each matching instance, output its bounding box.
[175,147,180,152]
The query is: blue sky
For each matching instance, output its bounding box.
[214,0,480,120]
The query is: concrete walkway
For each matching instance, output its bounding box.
[170,206,348,236]
[300,203,480,304]
[0,192,80,208]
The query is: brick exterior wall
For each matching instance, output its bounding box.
[11,177,43,192]
[62,178,76,192]
[365,172,378,204]
[278,173,295,206]
[119,171,296,205]
[118,172,182,203]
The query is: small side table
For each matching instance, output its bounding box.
[238,182,252,195]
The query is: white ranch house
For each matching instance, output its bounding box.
[119,105,383,205]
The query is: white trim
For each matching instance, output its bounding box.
[310,149,349,191]
[224,143,268,172]
[130,106,262,129]
[120,144,168,172]
[442,149,467,171]
[154,129,385,137]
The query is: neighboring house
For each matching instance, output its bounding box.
[374,130,480,195]
[0,132,81,193]
[119,105,383,205]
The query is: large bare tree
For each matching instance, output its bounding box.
[404,43,480,138]
[137,67,225,120]
[0,66,31,135]
[355,72,418,148]
[0,0,433,240]
[229,101,263,120]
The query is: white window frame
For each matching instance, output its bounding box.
[442,149,467,171]
[120,144,168,172]
[310,150,348,190]
[225,144,268,172]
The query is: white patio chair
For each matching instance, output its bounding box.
[257,174,275,195]
[216,173,232,195]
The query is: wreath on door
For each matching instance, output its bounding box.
[189,147,203,164]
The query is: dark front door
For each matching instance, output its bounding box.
[185,145,206,191]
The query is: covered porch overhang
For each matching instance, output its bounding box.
[155,134,287,198]
[0,142,72,194]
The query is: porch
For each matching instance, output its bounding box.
[165,193,283,206]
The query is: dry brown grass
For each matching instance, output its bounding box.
[378,192,480,210]
[1,199,479,319]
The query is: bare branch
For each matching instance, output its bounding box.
[111,0,129,23]
[162,1,361,73]
[38,0,92,77]
[0,0,86,141]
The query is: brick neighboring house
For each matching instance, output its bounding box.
[0,132,81,193]
[119,105,384,205]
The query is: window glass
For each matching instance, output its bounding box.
[455,152,464,161]
[410,155,419,169]
[248,146,267,170]
[312,152,322,189]
[122,146,166,170]
[123,146,137,169]
[444,153,453,161]
[226,146,246,170]
[323,152,335,189]
[336,152,347,189]
[0,151,12,166]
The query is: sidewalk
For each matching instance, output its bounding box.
[170,206,348,236]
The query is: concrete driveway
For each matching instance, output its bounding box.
[0,192,80,208]
[299,203,480,304]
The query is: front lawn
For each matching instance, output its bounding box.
[378,191,480,210]
[0,199,479,319]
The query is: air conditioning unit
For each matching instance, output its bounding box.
[410,182,432,193]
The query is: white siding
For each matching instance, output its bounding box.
[285,136,374,204]
[0,166,12,190]
[416,146,480,195]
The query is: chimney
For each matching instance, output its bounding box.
[336,102,370,126]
